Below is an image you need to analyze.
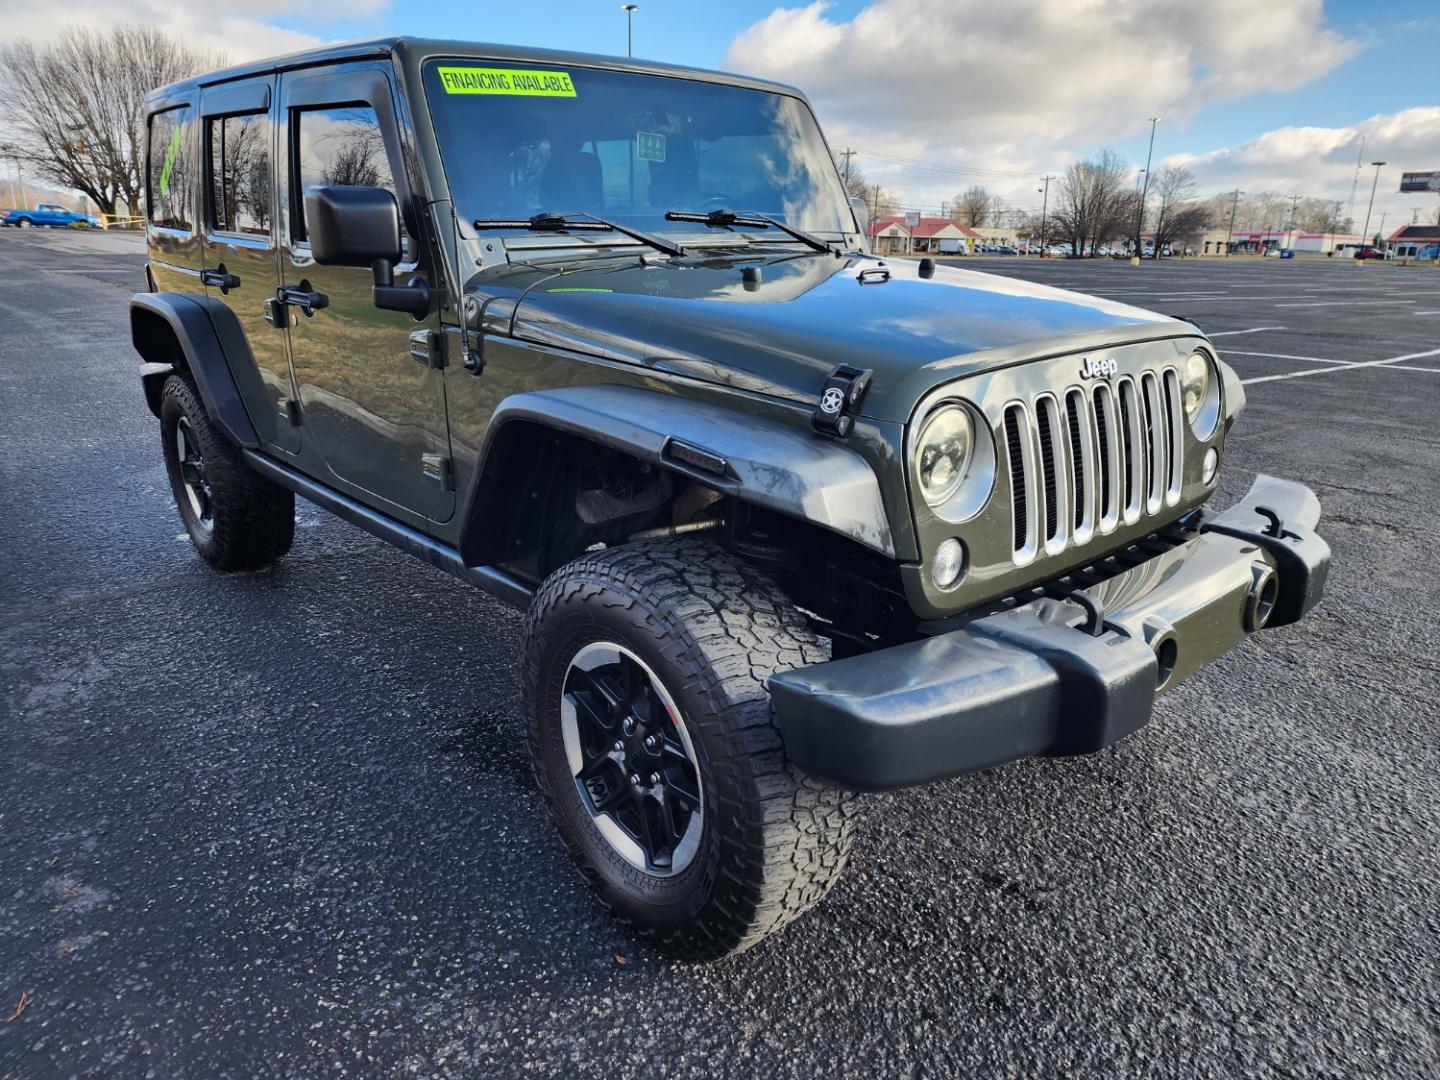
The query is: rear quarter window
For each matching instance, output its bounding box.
[148,106,195,231]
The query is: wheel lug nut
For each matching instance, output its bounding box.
[645,735,660,751]
[622,718,637,736]
[649,773,662,786]
[613,740,624,753]
[629,773,643,788]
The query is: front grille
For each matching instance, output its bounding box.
[1005,366,1185,564]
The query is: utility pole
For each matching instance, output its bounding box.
[839,147,855,192]
[1133,117,1160,260]
[1377,211,1387,252]
[1360,161,1385,251]
[620,4,638,57]
[1286,193,1300,251]
[1038,174,1054,256]
[1346,136,1365,227]
[1225,189,1242,255]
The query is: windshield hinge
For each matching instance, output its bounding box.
[811,364,873,439]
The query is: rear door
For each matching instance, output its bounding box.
[276,62,453,525]
[199,75,300,453]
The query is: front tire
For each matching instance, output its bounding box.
[160,374,294,571]
[522,539,859,960]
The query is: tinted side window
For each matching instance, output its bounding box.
[209,113,273,236]
[148,106,194,230]
[292,104,393,240]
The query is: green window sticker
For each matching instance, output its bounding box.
[158,123,183,196]
[437,66,577,97]
[636,131,666,163]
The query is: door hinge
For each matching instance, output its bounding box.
[421,452,453,490]
[409,329,446,369]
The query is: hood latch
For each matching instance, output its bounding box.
[811,364,873,439]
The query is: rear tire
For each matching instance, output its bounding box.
[160,373,294,571]
[522,539,859,960]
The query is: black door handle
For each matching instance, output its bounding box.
[200,266,241,293]
[277,283,329,316]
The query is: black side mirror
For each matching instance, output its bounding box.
[304,185,431,318]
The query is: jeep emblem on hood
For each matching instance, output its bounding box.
[1080,356,1118,379]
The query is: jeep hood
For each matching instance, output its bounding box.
[499,250,1192,424]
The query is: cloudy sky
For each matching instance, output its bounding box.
[1,0,1436,227]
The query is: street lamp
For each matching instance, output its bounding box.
[1360,161,1385,251]
[620,4,638,57]
[1133,116,1160,259]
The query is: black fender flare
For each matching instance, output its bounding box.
[130,292,260,447]
[458,384,896,564]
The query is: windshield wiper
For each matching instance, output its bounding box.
[664,208,832,254]
[472,211,684,258]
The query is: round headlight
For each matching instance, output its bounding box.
[1183,351,1218,436]
[914,405,973,507]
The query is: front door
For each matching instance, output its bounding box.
[198,75,299,453]
[276,64,453,524]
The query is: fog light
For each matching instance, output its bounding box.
[932,538,966,590]
[1202,447,1219,483]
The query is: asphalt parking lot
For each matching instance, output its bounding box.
[2,228,1437,1078]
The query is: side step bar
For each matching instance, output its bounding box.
[242,449,534,610]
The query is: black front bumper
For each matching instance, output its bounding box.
[769,475,1329,791]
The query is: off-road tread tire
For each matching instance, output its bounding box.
[522,538,859,961]
[160,373,294,571]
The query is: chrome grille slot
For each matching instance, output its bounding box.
[1140,371,1165,514]
[1001,362,1186,569]
[1117,376,1144,523]
[1162,367,1184,502]
[1035,396,1061,544]
[1003,405,1032,558]
[1092,384,1119,532]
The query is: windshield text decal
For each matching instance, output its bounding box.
[437,67,577,97]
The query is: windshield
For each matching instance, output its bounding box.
[422,61,854,240]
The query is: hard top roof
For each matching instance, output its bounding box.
[144,37,802,104]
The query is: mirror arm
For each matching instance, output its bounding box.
[370,256,432,318]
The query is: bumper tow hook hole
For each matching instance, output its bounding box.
[1254,574,1279,629]
[1154,638,1178,690]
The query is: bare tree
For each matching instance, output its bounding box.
[951,185,992,227]
[1148,165,1210,257]
[0,25,221,217]
[1052,150,1129,256]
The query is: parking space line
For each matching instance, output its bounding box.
[1242,347,1440,385]
[1274,299,1418,308]
[1205,327,1286,337]
[1223,349,1351,366]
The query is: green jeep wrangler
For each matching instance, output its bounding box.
[132,37,1329,959]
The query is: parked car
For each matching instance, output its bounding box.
[1,203,97,228]
[132,37,1330,960]
[1353,246,1386,260]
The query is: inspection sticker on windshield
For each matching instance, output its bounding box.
[636,131,666,162]
[437,66,577,97]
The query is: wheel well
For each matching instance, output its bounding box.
[461,422,914,651]
[131,307,190,370]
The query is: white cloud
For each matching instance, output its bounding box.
[723,0,1361,212]
[0,0,389,62]
[1164,107,1440,228]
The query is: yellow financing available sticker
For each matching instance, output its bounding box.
[437,66,577,97]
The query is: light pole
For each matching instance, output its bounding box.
[1038,174,1054,256]
[620,4,638,57]
[1133,116,1160,259]
[1286,193,1300,252]
[1360,161,1385,252]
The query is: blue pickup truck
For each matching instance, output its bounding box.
[1,203,101,228]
